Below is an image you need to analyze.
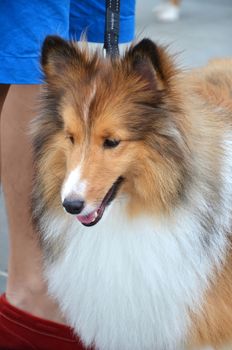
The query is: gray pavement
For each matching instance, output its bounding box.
[1,0,232,293]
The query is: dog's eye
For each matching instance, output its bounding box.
[103,139,120,149]
[67,134,75,144]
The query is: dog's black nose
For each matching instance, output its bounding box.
[63,199,85,215]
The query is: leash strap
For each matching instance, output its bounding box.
[104,0,120,57]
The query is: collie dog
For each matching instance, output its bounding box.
[32,36,232,350]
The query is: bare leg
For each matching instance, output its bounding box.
[1,85,66,323]
[0,84,10,180]
[170,0,181,6]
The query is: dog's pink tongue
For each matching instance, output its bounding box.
[77,212,96,225]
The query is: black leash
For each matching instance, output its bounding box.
[104,0,120,58]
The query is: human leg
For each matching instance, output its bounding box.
[171,0,181,5]
[0,84,10,180]
[1,84,66,323]
[153,0,181,21]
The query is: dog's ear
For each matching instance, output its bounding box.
[126,39,175,90]
[41,35,81,79]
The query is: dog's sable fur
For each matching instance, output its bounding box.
[32,36,232,349]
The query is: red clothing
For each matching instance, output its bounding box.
[0,294,88,350]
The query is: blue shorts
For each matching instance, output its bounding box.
[0,0,135,84]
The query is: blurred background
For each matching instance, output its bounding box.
[0,0,232,294]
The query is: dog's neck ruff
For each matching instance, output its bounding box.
[41,188,229,350]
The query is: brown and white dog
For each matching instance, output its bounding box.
[32,36,232,350]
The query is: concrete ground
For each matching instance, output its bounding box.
[0,0,232,335]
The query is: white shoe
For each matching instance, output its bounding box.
[153,2,180,21]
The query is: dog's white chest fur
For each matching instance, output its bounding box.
[43,199,227,350]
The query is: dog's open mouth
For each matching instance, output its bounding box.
[76,176,124,227]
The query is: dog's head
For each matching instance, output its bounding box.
[33,36,188,226]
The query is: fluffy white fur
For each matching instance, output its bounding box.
[41,182,229,350]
